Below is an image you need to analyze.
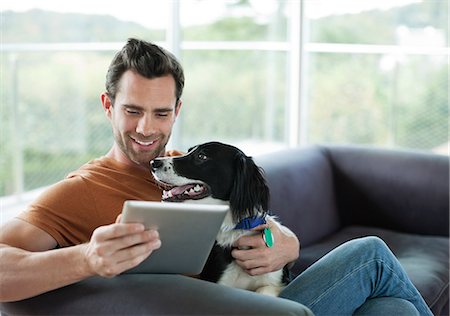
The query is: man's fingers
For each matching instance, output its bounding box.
[234,257,271,276]
[114,234,162,263]
[232,247,259,261]
[110,251,156,276]
[233,233,266,249]
[85,225,161,277]
[107,236,161,276]
[94,223,146,242]
[232,247,271,267]
[117,229,160,249]
[101,229,160,256]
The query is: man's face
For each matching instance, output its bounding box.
[102,70,181,168]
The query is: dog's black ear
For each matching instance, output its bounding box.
[229,153,269,221]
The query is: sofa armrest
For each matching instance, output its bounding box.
[1,274,312,316]
[325,145,449,236]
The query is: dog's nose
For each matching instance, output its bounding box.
[150,159,163,171]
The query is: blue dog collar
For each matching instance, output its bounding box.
[234,216,266,230]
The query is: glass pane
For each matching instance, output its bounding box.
[178,49,288,153]
[1,52,114,195]
[306,53,448,151]
[181,0,289,41]
[1,2,171,198]
[307,1,448,46]
[177,0,295,155]
[2,4,167,43]
[303,0,448,153]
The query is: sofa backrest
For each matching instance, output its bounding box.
[255,146,341,247]
[325,145,449,236]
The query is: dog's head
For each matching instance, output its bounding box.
[151,141,269,222]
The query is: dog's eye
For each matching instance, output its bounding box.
[198,153,208,161]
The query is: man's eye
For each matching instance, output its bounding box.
[126,109,140,115]
[157,113,169,118]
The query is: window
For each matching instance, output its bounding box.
[1,1,171,203]
[303,0,448,151]
[177,0,294,152]
[1,0,448,211]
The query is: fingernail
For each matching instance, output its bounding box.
[133,223,145,231]
[147,230,159,238]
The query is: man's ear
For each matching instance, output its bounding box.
[174,99,183,118]
[101,92,113,120]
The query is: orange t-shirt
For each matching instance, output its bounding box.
[17,151,182,247]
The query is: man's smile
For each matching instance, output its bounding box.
[130,136,159,149]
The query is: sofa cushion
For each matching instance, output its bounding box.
[255,146,341,247]
[1,274,313,315]
[294,225,449,315]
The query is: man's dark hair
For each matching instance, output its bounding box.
[105,38,185,104]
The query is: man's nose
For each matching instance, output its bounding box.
[136,115,155,136]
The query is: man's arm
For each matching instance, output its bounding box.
[0,218,161,302]
[231,219,300,276]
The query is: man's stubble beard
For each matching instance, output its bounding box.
[114,129,171,168]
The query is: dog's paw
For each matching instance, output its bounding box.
[255,285,283,296]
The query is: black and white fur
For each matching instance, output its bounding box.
[150,141,292,296]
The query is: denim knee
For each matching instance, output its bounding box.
[349,236,390,259]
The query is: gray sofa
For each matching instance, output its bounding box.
[1,145,448,315]
[255,145,449,315]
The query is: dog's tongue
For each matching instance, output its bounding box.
[162,184,205,201]
[167,184,194,196]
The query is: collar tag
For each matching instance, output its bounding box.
[263,227,274,247]
[234,216,266,230]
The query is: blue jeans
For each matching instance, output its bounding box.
[279,236,433,316]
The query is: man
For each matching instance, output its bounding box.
[0,38,299,302]
[0,39,433,316]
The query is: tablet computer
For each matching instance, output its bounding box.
[120,200,229,274]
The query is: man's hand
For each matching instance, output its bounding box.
[81,220,161,278]
[0,216,161,302]
[231,220,299,276]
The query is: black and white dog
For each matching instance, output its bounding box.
[150,141,292,296]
